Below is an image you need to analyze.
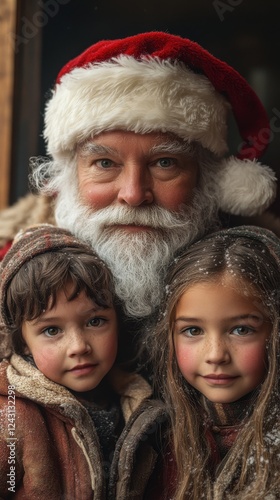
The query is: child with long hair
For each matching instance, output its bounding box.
[0,224,165,499]
[150,225,280,499]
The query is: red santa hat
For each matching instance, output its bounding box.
[44,31,277,216]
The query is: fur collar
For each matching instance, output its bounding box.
[4,354,152,423]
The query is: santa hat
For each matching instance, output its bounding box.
[44,31,277,216]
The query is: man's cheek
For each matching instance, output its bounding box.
[79,183,114,210]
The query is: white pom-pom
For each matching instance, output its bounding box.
[217,156,277,216]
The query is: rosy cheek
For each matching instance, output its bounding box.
[175,344,196,375]
[32,348,58,376]
[79,183,115,210]
[238,345,267,375]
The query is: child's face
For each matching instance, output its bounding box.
[21,286,118,392]
[173,278,271,403]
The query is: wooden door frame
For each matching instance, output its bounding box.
[0,0,17,209]
[0,0,42,209]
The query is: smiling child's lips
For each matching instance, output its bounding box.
[203,374,238,385]
[69,363,96,371]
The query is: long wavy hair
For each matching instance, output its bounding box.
[150,229,280,499]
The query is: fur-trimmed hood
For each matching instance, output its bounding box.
[1,354,152,424]
[0,354,158,499]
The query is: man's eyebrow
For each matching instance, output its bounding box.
[78,143,117,157]
[78,140,195,157]
[149,141,194,156]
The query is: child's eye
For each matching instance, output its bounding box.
[182,326,202,337]
[87,317,106,327]
[231,326,254,336]
[43,327,60,337]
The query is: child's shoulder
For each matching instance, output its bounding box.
[108,392,168,500]
[0,359,47,441]
[0,357,37,409]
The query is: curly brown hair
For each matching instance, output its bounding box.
[5,246,117,355]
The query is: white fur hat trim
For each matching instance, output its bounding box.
[217,156,277,216]
[44,56,230,159]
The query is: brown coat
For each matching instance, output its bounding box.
[0,355,165,499]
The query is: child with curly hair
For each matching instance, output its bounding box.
[0,225,164,499]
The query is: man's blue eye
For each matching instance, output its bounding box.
[158,158,173,168]
[97,159,113,168]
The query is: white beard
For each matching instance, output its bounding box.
[54,174,218,317]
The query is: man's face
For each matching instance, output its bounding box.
[77,130,199,218]
[55,131,218,317]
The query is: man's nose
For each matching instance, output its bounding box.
[117,165,154,206]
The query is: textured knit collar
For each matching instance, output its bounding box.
[200,389,260,429]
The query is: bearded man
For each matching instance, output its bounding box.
[0,32,277,326]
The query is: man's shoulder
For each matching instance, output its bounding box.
[0,194,55,251]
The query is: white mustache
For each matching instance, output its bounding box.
[83,204,189,230]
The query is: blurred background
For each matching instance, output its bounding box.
[1,0,280,218]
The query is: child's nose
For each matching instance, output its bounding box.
[205,337,230,365]
[67,330,91,356]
